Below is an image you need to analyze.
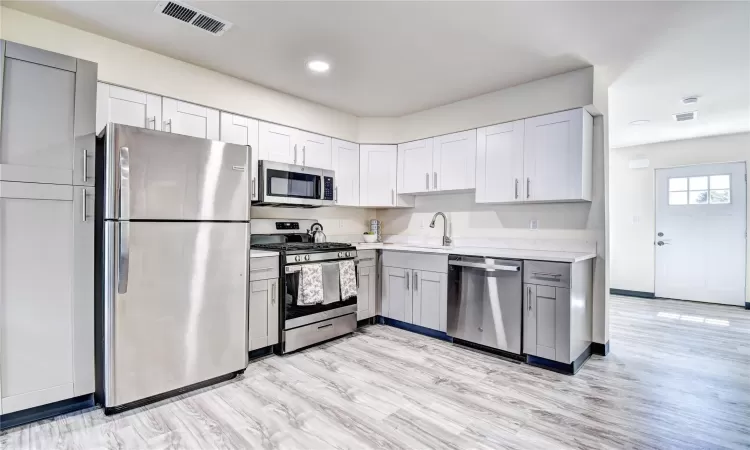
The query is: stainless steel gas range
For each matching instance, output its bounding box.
[251,219,358,354]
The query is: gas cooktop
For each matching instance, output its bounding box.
[251,242,354,253]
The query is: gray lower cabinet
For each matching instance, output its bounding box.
[248,278,279,351]
[523,259,592,364]
[412,270,448,332]
[356,250,377,320]
[383,267,411,323]
[381,251,448,332]
[357,266,377,321]
[0,183,94,415]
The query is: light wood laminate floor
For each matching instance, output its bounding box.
[2,296,749,449]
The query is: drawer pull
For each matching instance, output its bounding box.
[355,257,374,263]
[250,267,274,272]
[318,323,333,330]
[532,272,562,278]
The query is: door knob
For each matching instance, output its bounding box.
[657,240,671,246]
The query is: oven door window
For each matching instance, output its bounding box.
[284,264,357,321]
[267,169,320,200]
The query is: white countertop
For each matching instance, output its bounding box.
[355,243,595,263]
[250,249,279,258]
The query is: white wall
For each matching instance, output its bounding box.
[0,7,373,232]
[358,68,594,144]
[610,132,750,302]
[0,7,359,142]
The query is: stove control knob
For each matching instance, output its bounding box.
[337,252,343,258]
[305,255,310,261]
[346,251,351,257]
[294,256,300,262]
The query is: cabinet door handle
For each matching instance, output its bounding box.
[302,146,306,166]
[294,144,298,164]
[252,177,256,198]
[426,173,429,190]
[335,186,338,203]
[515,178,519,199]
[527,287,532,311]
[318,323,333,330]
[82,149,89,183]
[413,272,418,292]
[406,272,409,290]
[81,188,87,222]
[433,172,437,189]
[526,177,530,199]
[164,119,172,133]
[271,281,276,305]
[147,116,156,130]
[391,189,395,205]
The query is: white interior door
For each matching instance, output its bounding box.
[655,162,746,306]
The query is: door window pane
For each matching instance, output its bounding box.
[689,190,708,204]
[669,177,687,191]
[669,191,688,205]
[710,175,730,190]
[689,176,708,191]
[710,189,730,204]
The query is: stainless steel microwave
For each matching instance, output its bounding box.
[254,160,335,207]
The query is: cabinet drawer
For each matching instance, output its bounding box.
[250,256,279,281]
[382,250,447,273]
[524,261,570,288]
[355,250,376,268]
[284,313,356,353]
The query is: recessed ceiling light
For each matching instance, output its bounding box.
[307,60,330,73]
[629,120,650,126]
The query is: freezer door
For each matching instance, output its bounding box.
[104,123,249,221]
[103,221,249,408]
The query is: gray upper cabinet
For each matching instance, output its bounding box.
[0,41,97,187]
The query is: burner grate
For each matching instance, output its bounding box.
[252,242,353,252]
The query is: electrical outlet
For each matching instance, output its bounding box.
[529,219,539,230]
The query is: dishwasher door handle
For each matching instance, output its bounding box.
[448,260,520,271]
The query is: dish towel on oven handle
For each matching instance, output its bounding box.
[339,260,357,300]
[298,264,324,305]
[321,262,341,305]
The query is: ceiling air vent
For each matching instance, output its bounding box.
[673,111,698,122]
[154,1,232,36]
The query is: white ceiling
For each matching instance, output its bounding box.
[608,1,750,148]
[5,1,749,148]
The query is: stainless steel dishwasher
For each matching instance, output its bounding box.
[447,255,522,354]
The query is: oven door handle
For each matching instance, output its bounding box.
[285,265,302,274]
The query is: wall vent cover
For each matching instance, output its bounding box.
[155,1,232,36]
[673,111,698,122]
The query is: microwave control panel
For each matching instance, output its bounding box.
[323,176,334,201]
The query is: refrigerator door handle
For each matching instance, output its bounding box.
[117,222,130,294]
[120,146,130,219]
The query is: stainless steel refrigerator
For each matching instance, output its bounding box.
[97,123,250,414]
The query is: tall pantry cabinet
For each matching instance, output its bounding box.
[0,41,97,416]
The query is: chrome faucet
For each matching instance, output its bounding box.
[429,212,452,246]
